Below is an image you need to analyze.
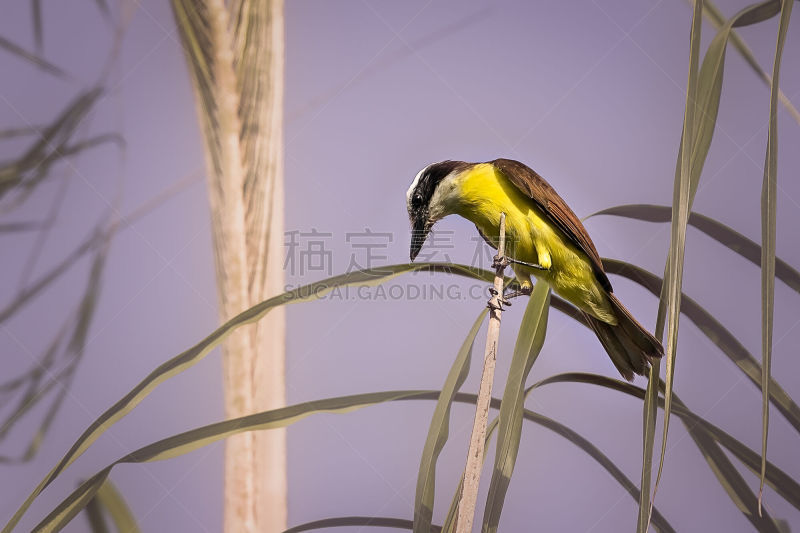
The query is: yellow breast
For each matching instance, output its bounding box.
[454,163,557,263]
[452,163,615,322]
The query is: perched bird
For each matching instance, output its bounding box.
[406,158,663,380]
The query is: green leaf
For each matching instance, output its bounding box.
[424,389,677,533]
[33,385,679,533]
[85,480,140,533]
[0,221,45,232]
[0,126,46,139]
[31,0,43,51]
[31,390,434,532]
[0,235,110,463]
[93,0,111,20]
[639,357,661,532]
[646,2,704,530]
[535,373,790,530]
[0,88,111,208]
[589,204,800,293]
[0,325,69,446]
[637,4,787,526]
[598,256,800,525]
[413,309,487,533]
[2,263,493,533]
[547,255,800,526]
[32,365,785,533]
[0,224,104,324]
[285,516,440,532]
[329,403,674,533]
[513,406,676,533]
[482,281,550,532]
[1,173,204,326]
[759,0,792,512]
[601,259,800,436]
[0,36,65,78]
[686,0,785,200]
[638,268,670,533]
[83,494,109,533]
[700,0,800,126]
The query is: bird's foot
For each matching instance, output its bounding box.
[486,287,509,311]
[503,285,533,300]
[491,254,509,270]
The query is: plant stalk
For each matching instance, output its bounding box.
[456,213,506,533]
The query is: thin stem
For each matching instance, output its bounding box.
[456,213,507,533]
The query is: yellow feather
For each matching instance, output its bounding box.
[453,164,616,324]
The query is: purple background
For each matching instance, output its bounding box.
[1,0,800,531]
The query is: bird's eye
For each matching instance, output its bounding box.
[412,194,423,208]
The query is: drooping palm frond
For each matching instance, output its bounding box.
[1,263,492,533]
[40,356,800,533]
[26,384,678,533]
[4,243,797,531]
[638,1,794,529]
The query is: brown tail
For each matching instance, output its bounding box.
[583,294,664,381]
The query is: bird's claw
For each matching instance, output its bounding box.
[487,299,508,312]
[503,285,533,300]
[487,286,510,311]
[491,254,509,270]
[493,255,547,272]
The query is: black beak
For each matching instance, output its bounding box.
[410,216,431,262]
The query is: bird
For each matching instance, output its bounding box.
[406,158,663,380]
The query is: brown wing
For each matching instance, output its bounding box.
[490,158,612,292]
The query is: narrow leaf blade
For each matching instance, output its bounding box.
[589,204,800,293]
[2,263,494,533]
[759,0,792,512]
[482,282,550,532]
[413,309,487,532]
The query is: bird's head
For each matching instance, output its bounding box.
[406,160,470,261]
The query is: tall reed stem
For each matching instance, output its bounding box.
[456,213,507,533]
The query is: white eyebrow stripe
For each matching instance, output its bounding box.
[407,165,428,211]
